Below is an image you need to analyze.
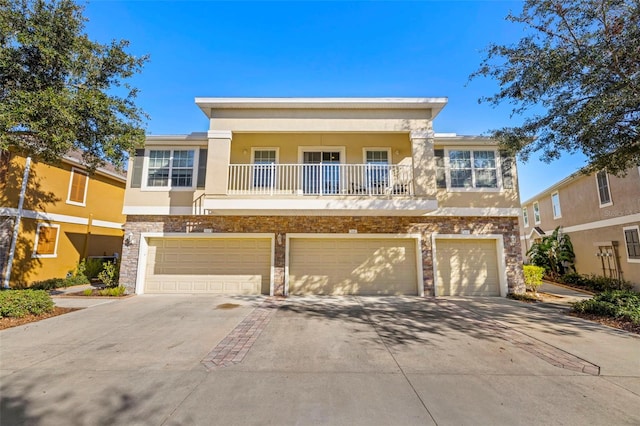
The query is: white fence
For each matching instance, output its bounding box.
[228,164,414,196]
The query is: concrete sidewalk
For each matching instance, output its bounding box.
[1,295,638,425]
[49,284,121,308]
[538,281,593,306]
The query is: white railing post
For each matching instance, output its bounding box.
[227,164,414,197]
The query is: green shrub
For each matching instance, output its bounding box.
[508,292,540,303]
[99,286,126,297]
[0,290,55,318]
[30,278,65,290]
[523,265,545,293]
[31,274,90,290]
[526,226,575,278]
[558,272,586,286]
[65,275,90,286]
[558,273,632,292]
[83,289,93,296]
[75,260,86,278]
[97,261,120,288]
[82,258,104,280]
[586,275,632,292]
[573,290,640,324]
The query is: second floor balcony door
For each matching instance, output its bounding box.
[303,151,341,195]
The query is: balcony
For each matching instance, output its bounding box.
[227,164,414,196]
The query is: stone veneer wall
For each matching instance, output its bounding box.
[120,215,525,296]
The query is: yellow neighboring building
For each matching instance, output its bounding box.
[0,150,126,287]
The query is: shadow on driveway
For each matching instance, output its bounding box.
[276,296,618,348]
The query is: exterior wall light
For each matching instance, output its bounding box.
[124,232,136,246]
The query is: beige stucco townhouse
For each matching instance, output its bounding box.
[119,98,525,297]
[520,166,640,290]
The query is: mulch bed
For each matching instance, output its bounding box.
[570,312,640,335]
[512,291,639,335]
[0,307,80,330]
[65,289,126,297]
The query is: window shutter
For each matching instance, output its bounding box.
[130,149,145,188]
[434,149,446,188]
[37,227,56,255]
[500,151,514,189]
[197,148,207,189]
[69,171,87,203]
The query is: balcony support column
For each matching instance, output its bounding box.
[205,130,232,195]
[410,130,436,198]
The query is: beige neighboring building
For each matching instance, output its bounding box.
[520,166,640,290]
[119,97,525,297]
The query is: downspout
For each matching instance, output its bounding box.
[3,156,31,289]
[83,214,93,259]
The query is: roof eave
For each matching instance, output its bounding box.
[195,97,448,118]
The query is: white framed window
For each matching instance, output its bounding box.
[445,149,501,191]
[33,223,60,258]
[596,171,612,207]
[66,167,88,206]
[551,191,562,219]
[522,207,529,227]
[623,226,640,263]
[143,148,198,190]
[533,201,541,224]
[252,148,279,188]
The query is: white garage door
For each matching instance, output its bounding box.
[435,239,500,296]
[289,238,418,295]
[145,238,271,294]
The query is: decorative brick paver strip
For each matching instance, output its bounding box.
[437,300,601,376]
[201,298,284,370]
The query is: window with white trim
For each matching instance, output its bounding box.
[523,207,529,227]
[533,201,541,224]
[551,192,562,219]
[623,226,640,262]
[364,149,390,188]
[596,171,612,206]
[33,223,60,258]
[145,149,196,189]
[66,167,88,206]
[252,149,277,188]
[448,150,498,189]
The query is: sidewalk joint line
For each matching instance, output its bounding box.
[355,296,439,426]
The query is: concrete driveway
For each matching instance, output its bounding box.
[1,295,639,425]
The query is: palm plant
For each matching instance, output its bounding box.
[526,227,575,279]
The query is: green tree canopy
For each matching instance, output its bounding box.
[472,0,639,175]
[0,0,148,170]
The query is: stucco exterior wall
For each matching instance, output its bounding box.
[2,154,126,224]
[519,167,640,289]
[120,215,525,297]
[208,107,433,133]
[522,168,640,232]
[567,226,640,290]
[8,218,123,286]
[229,132,412,164]
[1,153,126,286]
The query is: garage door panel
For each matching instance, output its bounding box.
[145,238,270,294]
[436,239,500,296]
[289,238,418,295]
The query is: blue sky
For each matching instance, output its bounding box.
[83,0,587,201]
